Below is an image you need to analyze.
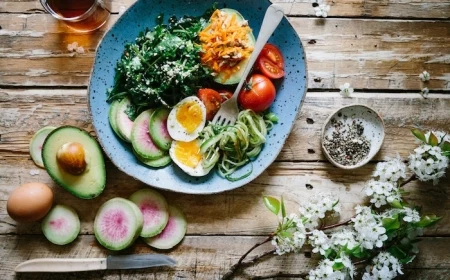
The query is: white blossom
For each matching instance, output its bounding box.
[362,252,403,280]
[309,259,347,280]
[330,229,359,250]
[365,180,401,208]
[314,4,330,18]
[299,193,340,230]
[352,206,387,250]
[309,230,331,256]
[334,253,356,279]
[420,87,429,98]
[419,71,430,82]
[372,157,408,183]
[408,144,449,185]
[401,207,421,223]
[272,213,307,255]
[339,82,354,97]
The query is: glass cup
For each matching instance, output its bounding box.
[39,0,110,33]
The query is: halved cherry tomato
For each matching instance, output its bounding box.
[197,88,222,121]
[217,89,233,102]
[257,44,285,79]
[238,74,276,112]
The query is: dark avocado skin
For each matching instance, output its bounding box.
[42,125,106,199]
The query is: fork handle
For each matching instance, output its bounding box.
[232,4,285,98]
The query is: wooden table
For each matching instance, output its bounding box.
[1,1,449,279]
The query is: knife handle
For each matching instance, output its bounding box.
[15,258,107,272]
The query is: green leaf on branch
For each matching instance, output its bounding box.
[351,246,370,259]
[281,196,286,218]
[399,255,416,264]
[324,248,336,259]
[332,261,345,271]
[411,128,426,143]
[382,215,401,231]
[389,200,404,209]
[263,196,280,215]
[442,141,450,152]
[429,132,439,146]
[415,215,442,228]
[388,246,407,260]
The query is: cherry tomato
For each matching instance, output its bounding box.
[257,44,285,79]
[217,89,233,102]
[197,88,222,121]
[238,74,276,113]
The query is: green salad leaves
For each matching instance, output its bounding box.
[107,11,215,119]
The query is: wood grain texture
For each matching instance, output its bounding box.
[0,14,449,89]
[1,89,449,161]
[2,0,450,19]
[0,235,449,280]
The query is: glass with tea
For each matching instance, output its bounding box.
[40,0,110,32]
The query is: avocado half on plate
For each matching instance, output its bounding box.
[42,126,106,199]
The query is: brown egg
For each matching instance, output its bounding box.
[7,182,54,222]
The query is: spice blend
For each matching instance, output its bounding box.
[323,116,371,166]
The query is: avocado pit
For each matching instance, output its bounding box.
[56,142,87,175]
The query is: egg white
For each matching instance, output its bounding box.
[169,140,213,177]
[167,96,206,142]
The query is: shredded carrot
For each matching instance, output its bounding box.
[199,9,254,82]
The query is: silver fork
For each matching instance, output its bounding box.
[211,4,285,126]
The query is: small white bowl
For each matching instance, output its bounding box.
[321,104,385,169]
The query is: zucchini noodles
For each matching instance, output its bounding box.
[199,109,278,181]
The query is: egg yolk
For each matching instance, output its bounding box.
[176,101,203,133]
[174,140,202,168]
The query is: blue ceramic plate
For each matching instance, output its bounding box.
[89,0,307,194]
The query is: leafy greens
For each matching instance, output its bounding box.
[107,10,215,119]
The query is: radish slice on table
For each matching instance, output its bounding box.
[144,205,187,250]
[94,198,143,251]
[29,126,56,168]
[129,189,169,238]
[41,204,80,245]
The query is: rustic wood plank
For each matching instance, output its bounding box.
[1,14,449,89]
[1,157,449,236]
[0,235,449,280]
[2,0,450,19]
[1,89,449,161]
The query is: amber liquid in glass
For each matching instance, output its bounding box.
[46,0,109,32]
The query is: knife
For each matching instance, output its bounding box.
[15,254,176,272]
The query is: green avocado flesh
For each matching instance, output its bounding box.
[42,126,106,199]
[209,8,256,85]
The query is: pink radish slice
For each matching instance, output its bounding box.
[94,198,143,251]
[129,189,169,238]
[41,204,80,245]
[29,126,56,168]
[115,97,134,142]
[143,205,187,250]
[131,110,165,160]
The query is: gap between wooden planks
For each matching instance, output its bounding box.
[0,235,449,280]
[0,15,449,90]
[1,0,450,19]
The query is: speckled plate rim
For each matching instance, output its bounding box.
[87,0,308,194]
[321,104,385,170]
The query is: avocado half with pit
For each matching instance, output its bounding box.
[42,126,106,199]
[204,8,256,85]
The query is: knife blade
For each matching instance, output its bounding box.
[15,254,176,272]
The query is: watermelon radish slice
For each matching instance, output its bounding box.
[131,110,165,160]
[134,150,172,168]
[129,189,169,238]
[94,198,143,251]
[41,204,80,245]
[143,205,187,250]
[108,100,126,141]
[29,126,56,168]
[149,108,172,151]
[115,97,134,142]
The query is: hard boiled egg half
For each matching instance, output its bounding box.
[169,139,213,177]
[167,96,206,142]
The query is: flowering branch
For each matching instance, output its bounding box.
[224,129,446,279]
